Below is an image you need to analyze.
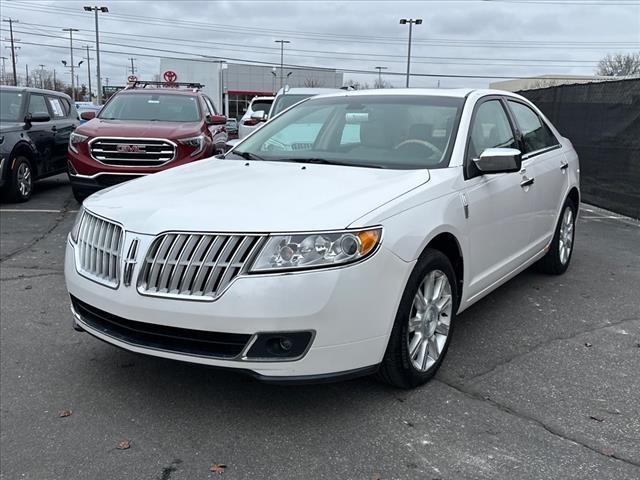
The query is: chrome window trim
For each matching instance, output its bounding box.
[88,136,178,167]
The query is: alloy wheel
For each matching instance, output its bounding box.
[17,162,32,198]
[559,207,574,265]
[407,269,452,372]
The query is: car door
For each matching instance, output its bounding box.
[461,97,535,301]
[47,95,77,171]
[25,93,55,176]
[505,99,567,251]
[203,95,227,151]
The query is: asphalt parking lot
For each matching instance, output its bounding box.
[1,174,639,480]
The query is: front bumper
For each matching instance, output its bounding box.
[65,234,413,379]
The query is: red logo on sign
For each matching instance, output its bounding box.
[163,70,177,83]
[117,144,144,153]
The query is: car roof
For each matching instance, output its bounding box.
[275,87,344,96]
[117,88,201,96]
[0,85,72,99]
[251,96,274,102]
[309,88,536,101]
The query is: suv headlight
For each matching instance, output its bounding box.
[178,135,206,157]
[250,228,382,273]
[69,132,88,154]
[69,206,85,243]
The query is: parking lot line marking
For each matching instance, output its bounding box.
[0,209,78,213]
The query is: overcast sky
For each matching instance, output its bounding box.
[1,0,639,89]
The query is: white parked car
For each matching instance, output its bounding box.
[237,96,274,139]
[268,87,343,118]
[65,89,579,388]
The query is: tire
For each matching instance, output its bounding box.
[72,187,89,204]
[536,197,577,275]
[4,156,34,202]
[378,249,458,389]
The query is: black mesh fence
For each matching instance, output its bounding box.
[517,78,640,219]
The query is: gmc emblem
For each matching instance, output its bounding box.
[117,144,145,153]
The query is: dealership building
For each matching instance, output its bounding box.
[159,58,343,119]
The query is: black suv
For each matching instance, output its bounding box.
[0,86,78,202]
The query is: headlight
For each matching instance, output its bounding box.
[250,228,382,273]
[178,135,206,157]
[69,206,85,243]
[69,132,88,154]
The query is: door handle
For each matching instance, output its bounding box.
[560,162,569,171]
[520,177,535,188]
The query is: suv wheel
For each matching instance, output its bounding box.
[378,249,457,388]
[5,156,33,202]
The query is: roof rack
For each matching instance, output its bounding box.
[125,81,204,91]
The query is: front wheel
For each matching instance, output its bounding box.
[378,249,458,389]
[536,198,577,275]
[4,156,33,202]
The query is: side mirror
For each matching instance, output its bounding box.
[207,114,227,125]
[250,110,267,122]
[80,111,96,121]
[26,112,51,123]
[473,148,522,174]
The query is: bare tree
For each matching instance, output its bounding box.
[303,77,321,87]
[342,78,371,90]
[373,78,393,89]
[596,52,640,77]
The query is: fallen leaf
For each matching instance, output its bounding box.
[58,409,72,418]
[210,463,226,475]
[25,285,32,290]
[601,447,615,457]
[584,342,592,347]
[589,415,604,422]
[371,474,381,480]
[117,439,131,450]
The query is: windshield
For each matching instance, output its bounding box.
[0,90,25,122]
[251,100,273,114]
[231,95,464,170]
[270,94,312,116]
[99,93,200,122]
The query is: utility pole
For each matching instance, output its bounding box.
[2,18,19,86]
[85,45,93,100]
[39,64,45,88]
[62,28,79,100]
[374,66,388,87]
[25,64,29,87]
[399,18,422,88]
[84,6,109,104]
[274,39,290,90]
[128,57,136,75]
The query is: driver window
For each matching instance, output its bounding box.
[468,100,516,161]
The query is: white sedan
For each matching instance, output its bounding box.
[65,89,579,388]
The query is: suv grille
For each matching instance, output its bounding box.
[76,211,123,287]
[90,138,176,167]
[138,233,263,300]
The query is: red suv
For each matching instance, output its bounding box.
[67,82,227,202]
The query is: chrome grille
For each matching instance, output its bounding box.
[76,211,124,287]
[138,233,263,300]
[89,138,176,167]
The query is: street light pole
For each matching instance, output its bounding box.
[62,28,79,99]
[39,64,45,88]
[84,6,109,104]
[374,66,388,88]
[399,18,422,88]
[274,40,290,90]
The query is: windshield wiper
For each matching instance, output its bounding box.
[278,158,384,169]
[229,150,265,161]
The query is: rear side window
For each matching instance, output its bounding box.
[507,100,558,154]
[27,94,49,115]
[251,100,272,114]
[47,97,68,118]
[467,100,517,160]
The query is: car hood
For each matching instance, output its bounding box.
[0,122,24,134]
[85,159,430,233]
[77,119,202,139]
